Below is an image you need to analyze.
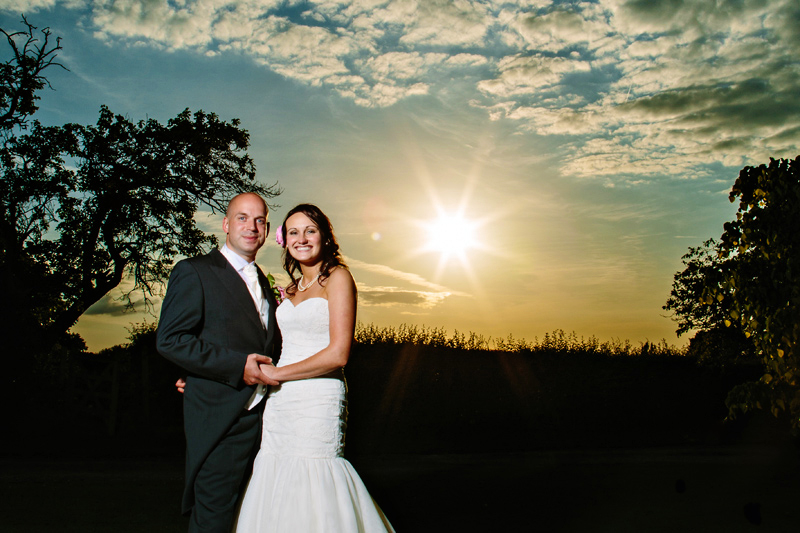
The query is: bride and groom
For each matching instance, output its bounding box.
[157,193,393,532]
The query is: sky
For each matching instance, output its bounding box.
[2,0,798,352]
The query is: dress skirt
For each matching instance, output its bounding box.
[234,377,394,532]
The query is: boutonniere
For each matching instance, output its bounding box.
[266,272,285,304]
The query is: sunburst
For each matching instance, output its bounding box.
[422,210,480,267]
[413,182,494,284]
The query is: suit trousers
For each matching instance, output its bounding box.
[189,406,261,533]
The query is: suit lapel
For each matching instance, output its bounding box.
[208,249,264,331]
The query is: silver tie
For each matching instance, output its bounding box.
[243,263,263,310]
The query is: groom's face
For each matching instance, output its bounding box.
[223,193,269,262]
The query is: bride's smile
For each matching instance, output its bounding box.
[286,212,322,264]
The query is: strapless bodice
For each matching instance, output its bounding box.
[275,297,329,367]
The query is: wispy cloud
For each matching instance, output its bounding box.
[346,256,468,294]
[346,255,472,308]
[356,284,450,308]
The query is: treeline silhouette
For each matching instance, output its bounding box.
[348,325,757,455]
[356,323,681,356]
[6,323,763,460]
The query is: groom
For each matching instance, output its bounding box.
[157,192,281,532]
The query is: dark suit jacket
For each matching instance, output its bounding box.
[156,249,280,513]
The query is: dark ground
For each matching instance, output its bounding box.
[3,347,799,531]
[2,430,798,532]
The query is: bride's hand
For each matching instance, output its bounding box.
[175,378,186,394]
[259,363,280,384]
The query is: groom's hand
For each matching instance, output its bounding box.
[244,353,280,386]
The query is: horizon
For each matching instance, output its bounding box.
[2,1,797,351]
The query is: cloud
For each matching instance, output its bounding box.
[0,0,61,11]
[477,54,592,97]
[346,256,469,296]
[483,0,799,176]
[345,256,476,308]
[357,284,450,308]
[446,53,490,67]
[501,2,611,52]
[24,0,800,178]
[359,51,448,81]
[395,0,492,47]
[506,106,603,135]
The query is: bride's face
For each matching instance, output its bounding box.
[285,212,322,265]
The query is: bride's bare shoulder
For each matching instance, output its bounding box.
[325,266,356,292]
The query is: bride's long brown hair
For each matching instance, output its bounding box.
[280,204,346,297]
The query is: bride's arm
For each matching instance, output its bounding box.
[262,267,356,382]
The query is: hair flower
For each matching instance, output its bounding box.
[275,225,285,247]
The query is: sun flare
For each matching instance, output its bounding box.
[424,213,479,259]
[408,173,502,286]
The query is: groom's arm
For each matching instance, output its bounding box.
[174,356,274,394]
[157,259,274,386]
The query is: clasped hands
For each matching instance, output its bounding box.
[243,353,281,387]
[174,353,280,393]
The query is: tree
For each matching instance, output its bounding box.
[667,157,799,429]
[664,239,757,369]
[0,16,64,133]
[684,326,757,370]
[709,157,800,428]
[664,239,730,336]
[0,20,281,361]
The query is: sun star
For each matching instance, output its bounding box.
[424,213,479,261]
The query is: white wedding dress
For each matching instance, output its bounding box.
[234,297,394,532]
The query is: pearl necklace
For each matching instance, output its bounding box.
[297,272,321,292]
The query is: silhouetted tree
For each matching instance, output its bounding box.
[0,17,64,133]
[664,239,731,336]
[667,157,800,429]
[664,239,757,369]
[0,19,280,365]
[684,326,757,370]
[711,157,800,428]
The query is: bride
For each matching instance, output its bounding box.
[233,203,394,532]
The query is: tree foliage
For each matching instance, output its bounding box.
[664,240,758,369]
[0,19,280,358]
[709,157,800,428]
[667,157,799,429]
[684,326,757,370]
[664,239,731,336]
